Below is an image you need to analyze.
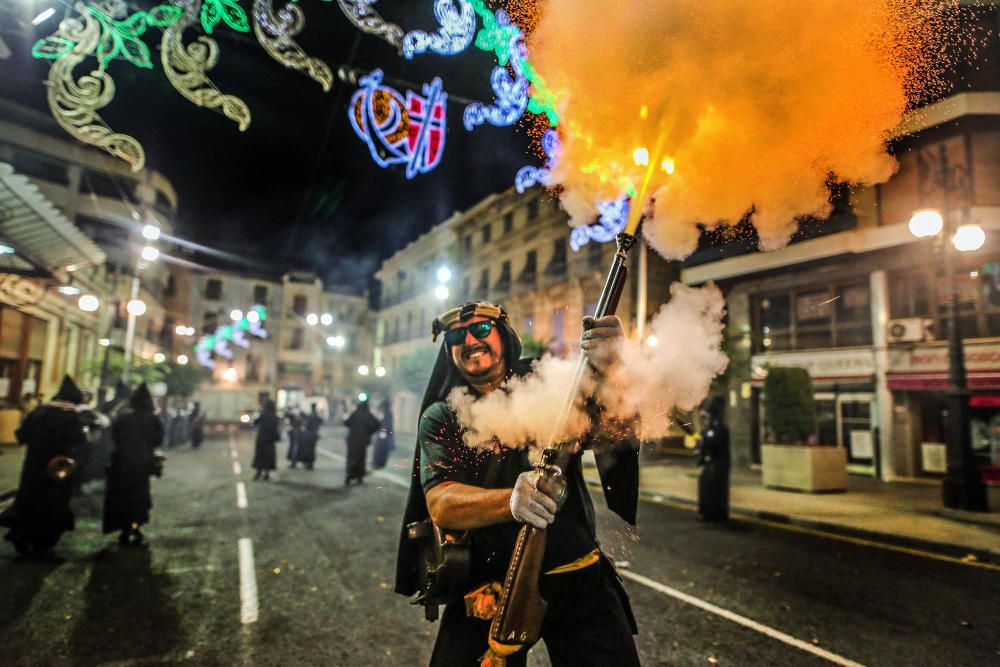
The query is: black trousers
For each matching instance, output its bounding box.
[429,557,639,666]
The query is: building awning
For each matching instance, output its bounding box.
[0,162,105,275]
[887,371,1000,391]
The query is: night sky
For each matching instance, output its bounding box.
[0,0,535,285]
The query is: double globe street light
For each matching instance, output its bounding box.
[907,143,988,511]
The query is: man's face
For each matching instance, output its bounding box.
[448,315,505,386]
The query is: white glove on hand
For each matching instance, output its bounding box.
[580,315,624,374]
[509,470,559,529]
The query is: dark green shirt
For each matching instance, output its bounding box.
[418,400,598,583]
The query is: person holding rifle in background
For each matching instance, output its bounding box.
[395,301,641,666]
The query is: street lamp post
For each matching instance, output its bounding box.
[121,275,142,382]
[909,144,987,511]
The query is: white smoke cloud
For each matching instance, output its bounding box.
[447,283,728,449]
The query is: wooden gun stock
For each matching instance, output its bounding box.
[488,524,548,650]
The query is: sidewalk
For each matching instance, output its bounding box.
[394,428,999,560]
[607,457,1000,562]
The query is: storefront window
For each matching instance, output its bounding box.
[759,295,791,351]
[840,401,873,463]
[754,282,871,352]
[889,259,1000,339]
[816,399,837,446]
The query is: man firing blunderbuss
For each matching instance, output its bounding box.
[395,299,642,667]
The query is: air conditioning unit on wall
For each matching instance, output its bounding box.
[888,317,934,343]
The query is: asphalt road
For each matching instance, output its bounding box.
[1,428,997,666]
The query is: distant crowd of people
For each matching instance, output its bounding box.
[2,377,400,560]
[250,396,395,485]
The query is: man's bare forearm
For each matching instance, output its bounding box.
[425,482,513,530]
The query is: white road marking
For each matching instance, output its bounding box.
[238,538,259,624]
[236,482,248,509]
[316,447,410,489]
[619,570,865,667]
[230,448,238,460]
[232,460,242,475]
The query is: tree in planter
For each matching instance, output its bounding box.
[763,366,817,444]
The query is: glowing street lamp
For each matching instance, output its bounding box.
[230,309,244,321]
[153,352,166,363]
[127,298,147,316]
[375,366,386,377]
[142,224,161,241]
[222,367,238,382]
[437,266,452,283]
[140,245,159,262]
[645,334,659,348]
[952,224,986,253]
[906,143,988,511]
[306,313,319,326]
[321,313,333,326]
[434,284,449,301]
[98,338,112,347]
[358,392,368,402]
[78,294,100,312]
[246,310,260,324]
[357,364,370,376]
[908,209,944,238]
[177,354,189,365]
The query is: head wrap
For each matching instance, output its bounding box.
[419,301,522,416]
[52,375,84,404]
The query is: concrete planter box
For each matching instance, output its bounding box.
[761,444,848,492]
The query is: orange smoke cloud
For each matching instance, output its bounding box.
[528,0,959,257]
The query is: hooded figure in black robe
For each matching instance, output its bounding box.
[371,398,396,470]
[285,408,304,467]
[296,404,322,470]
[697,399,730,522]
[190,402,205,448]
[0,376,86,557]
[103,383,164,545]
[344,400,380,484]
[253,400,280,480]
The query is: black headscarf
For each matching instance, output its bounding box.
[52,375,84,404]
[396,301,526,597]
[130,383,155,412]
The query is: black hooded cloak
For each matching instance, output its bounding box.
[0,376,86,553]
[393,306,639,598]
[344,402,381,480]
[253,401,280,471]
[103,383,164,534]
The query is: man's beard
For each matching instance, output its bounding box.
[457,344,504,385]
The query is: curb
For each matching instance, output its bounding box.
[585,478,1000,566]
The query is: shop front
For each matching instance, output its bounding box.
[888,341,1000,477]
[751,348,879,475]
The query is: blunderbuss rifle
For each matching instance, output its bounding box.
[489,231,638,653]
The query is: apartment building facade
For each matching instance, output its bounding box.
[682,91,1000,479]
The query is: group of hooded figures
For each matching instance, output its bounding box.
[250,398,395,484]
[1,376,168,558]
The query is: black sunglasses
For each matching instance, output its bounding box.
[444,321,494,346]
